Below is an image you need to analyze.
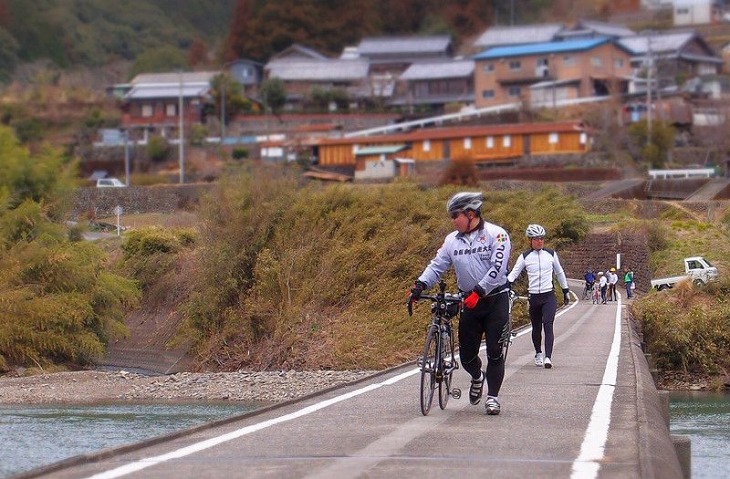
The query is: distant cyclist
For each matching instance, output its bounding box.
[408,192,511,415]
[506,224,569,369]
[584,269,596,299]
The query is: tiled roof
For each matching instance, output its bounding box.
[472,24,564,49]
[124,84,211,100]
[573,20,635,38]
[618,31,697,55]
[399,60,474,80]
[310,121,586,146]
[130,71,218,85]
[357,35,452,56]
[474,38,612,60]
[266,60,369,81]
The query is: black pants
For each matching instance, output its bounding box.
[528,291,557,359]
[459,291,508,398]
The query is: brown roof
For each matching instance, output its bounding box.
[308,121,587,146]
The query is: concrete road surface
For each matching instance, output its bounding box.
[25,281,682,479]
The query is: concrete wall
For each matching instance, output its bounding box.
[72,183,215,218]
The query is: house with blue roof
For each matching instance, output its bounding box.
[473,37,634,109]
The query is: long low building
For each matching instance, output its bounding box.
[307,120,592,171]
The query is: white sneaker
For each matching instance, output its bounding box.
[485,396,501,415]
[534,352,544,367]
[544,357,552,369]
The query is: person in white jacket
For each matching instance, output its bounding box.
[507,224,569,369]
[408,192,511,415]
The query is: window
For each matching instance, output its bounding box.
[482,89,495,99]
[549,133,559,144]
[483,63,494,73]
[165,103,177,117]
[508,86,521,97]
[614,58,624,69]
[464,137,472,149]
[591,56,603,67]
[509,60,521,70]
[580,133,587,145]
[141,104,153,117]
[486,136,494,148]
[563,56,574,66]
[423,140,431,152]
[503,135,511,147]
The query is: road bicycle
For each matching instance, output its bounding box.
[408,280,462,416]
[581,281,595,301]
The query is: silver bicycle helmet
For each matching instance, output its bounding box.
[446,192,483,215]
[525,224,546,238]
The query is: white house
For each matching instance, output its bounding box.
[673,0,723,25]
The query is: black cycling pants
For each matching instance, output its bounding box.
[459,291,508,398]
[528,291,557,359]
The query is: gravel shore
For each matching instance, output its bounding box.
[0,369,378,404]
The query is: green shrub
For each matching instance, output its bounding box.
[146,135,170,162]
[232,147,248,160]
[632,280,730,380]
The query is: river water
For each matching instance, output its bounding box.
[669,391,730,479]
[0,402,263,478]
[0,393,727,478]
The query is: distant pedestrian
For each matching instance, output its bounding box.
[598,271,607,304]
[608,267,618,301]
[624,267,634,299]
[507,224,569,370]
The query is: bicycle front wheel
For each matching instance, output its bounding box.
[501,316,513,362]
[420,327,437,416]
[438,328,456,410]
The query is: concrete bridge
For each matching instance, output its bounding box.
[19,279,688,479]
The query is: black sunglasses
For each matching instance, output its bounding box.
[450,211,462,219]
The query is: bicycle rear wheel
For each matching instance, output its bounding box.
[438,328,456,409]
[420,327,437,416]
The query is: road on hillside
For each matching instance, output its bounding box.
[33,281,666,479]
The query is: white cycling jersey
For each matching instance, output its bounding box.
[417,219,511,295]
[507,248,568,294]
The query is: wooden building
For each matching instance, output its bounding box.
[308,121,592,171]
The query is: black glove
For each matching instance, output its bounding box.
[407,281,427,316]
[563,288,570,305]
[410,281,426,300]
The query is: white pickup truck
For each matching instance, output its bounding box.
[651,256,719,291]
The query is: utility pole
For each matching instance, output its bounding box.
[646,32,653,148]
[178,70,185,184]
[221,79,226,143]
[123,129,130,186]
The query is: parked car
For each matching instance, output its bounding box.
[96,178,126,187]
[651,256,718,290]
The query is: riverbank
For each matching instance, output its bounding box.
[0,369,377,404]
[1,368,725,405]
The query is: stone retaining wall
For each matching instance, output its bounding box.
[72,183,215,219]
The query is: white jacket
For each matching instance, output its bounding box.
[507,248,568,294]
[418,219,511,295]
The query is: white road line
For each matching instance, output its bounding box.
[570,293,622,479]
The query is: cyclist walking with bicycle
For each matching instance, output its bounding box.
[408,192,511,415]
[506,224,570,369]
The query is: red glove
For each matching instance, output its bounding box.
[463,290,480,309]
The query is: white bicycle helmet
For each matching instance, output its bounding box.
[525,224,546,238]
[446,192,483,215]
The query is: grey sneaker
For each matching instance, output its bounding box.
[544,357,552,369]
[534,352,544,367]
[485,396,501,415]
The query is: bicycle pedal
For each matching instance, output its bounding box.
[451,387,461,399]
